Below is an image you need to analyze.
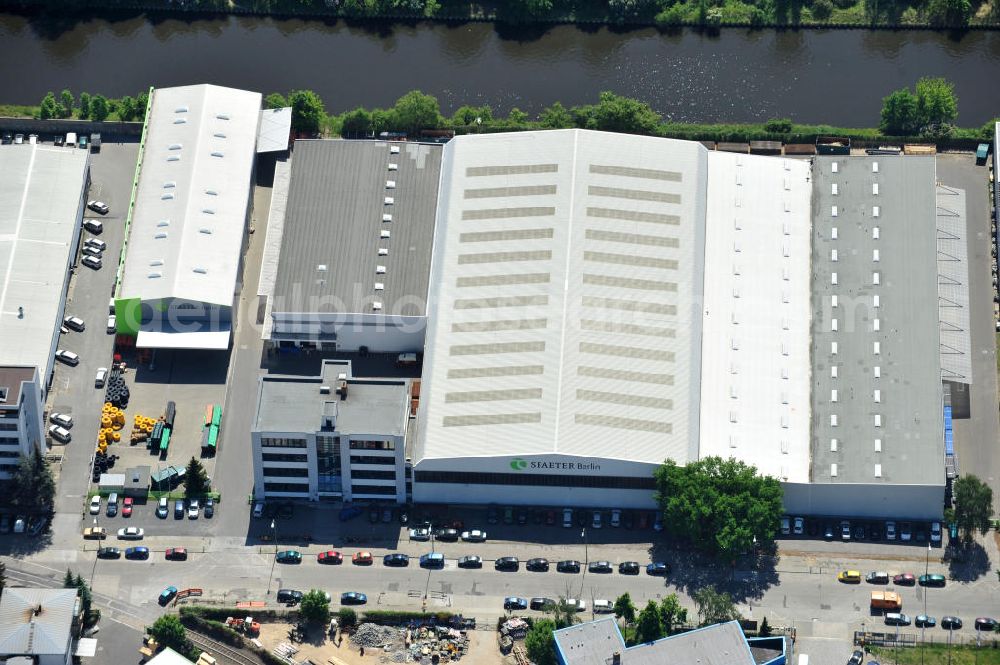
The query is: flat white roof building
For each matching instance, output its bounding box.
[417,130,706,469]
[117,84,261,349]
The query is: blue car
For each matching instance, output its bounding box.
[159,586,178,606]
[646,561,670,576]
[341,591,367,605]
[338,505,362,522]
[125,546,149,560]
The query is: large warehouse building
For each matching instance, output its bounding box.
[254,129,955,520]
[0,142,89,477]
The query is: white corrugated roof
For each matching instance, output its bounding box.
[257,107,292,153]
[416,129,706,465]
[0,587,77,656]
[0,144,88,380]
[697,153,812,483]
[120,84,261,307]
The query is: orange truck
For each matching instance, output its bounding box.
[871,591,902,611]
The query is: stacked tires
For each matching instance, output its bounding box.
[104,365,129,408]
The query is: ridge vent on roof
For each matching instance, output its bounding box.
[193,267,207,274]
[173,118,187,124]
[149,259,163,266]
[203,209,216,215]
[169,143,182,150]
[155,232,168,239]
[148,271,162,278]
[211,151,224,158]
[175,106,189,113]
[163,181,176,188]
[213,132,226,139]
[157,220,170,227]
[161,193,174,200]
[199,228,213,234]
[167,155,180,162]
[205,189,218,196]
[216,113,230,120]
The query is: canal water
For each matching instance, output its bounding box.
[2,12,999,125]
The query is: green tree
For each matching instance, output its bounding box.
[148,615,193,656]
[39,92,58,120]
[507,108,529,125]
[613,592,637,624]
[74,574,93,621]
[59,89,75,118]
[300,589,331,625]
[659,594,687,634]
[136,90,149,116]
[953,474,994,542]
[879,88,919,135]
[524,619,558,665]
[90,95,110,121]
[63,569,75,588]
[340,108,373,137]
[391,90,442,135]
[915,76,958,128]
[654,456,783,560]
[78,92,91,118]
[12,450,55,512]
[589,91,661,134]
[501,0,554,22]
[337,607,358,627]
[636,600,664,643]
[0,561,6,595]
[810,0,833,19]
[183,457,210,497]
[758,616,772,637]
[550,598,580,629]
[117,95,138,121]
[287,89,326,135]
[452,105,493,126]
[926,0,971,25]
[538,102,575,129]
[265,92,288,109]
[692,587,741,626]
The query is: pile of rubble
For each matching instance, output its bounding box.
[403,625,470,664]
[498,618,529,655]
[351,623,402,650]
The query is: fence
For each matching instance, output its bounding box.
[855,630,1000,648]
[0,117,143,137]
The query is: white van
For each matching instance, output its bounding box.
[95,367,108,388]
[83,219,103,234]
[66,132,77,147]
[593,599,614,614]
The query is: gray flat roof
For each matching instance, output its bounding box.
[255,360,408,435]
[272,140,442,316]
[0,144,89,382]
[811,156,944,486]
[555,619,755,665]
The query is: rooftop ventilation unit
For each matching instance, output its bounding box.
[830,438,838,452]
[831,463,838,476]
[167,155,180,162]
[380,230,390,239]
[376,265,386,274]
[874,365,881,378]
[216,113,230,120]
[203,209,215,215]
[831,341,838,354]
[372,301,383,311]
[831,389,838,402]
[830,414,838,427]
[199,228,213,234]
[831,205,838,217]
[872,161,879,173]
[193,267,207,274]
[213,132,226,139]
[831,295,839,308]
[831,272,838,285]
[206,190,218,196]
[173,118,187,124]
[874,389,881,403]
[873,227,880,240]
[211,151,224,158]
[874,341,881,355]
[374,282,384,291]
[873,206,880,217]
[320,385,331,394]
[384,197,394,205]
[161,193,174,200]
[831,365,838,378]
[874,414,882,427]
[149,259,163,266]
[783,177,790,191]
[729,435,738,449]
[780,391,788,404]
[873,249,880,262]
[832,162,839,173]
[386,180,396,189]
[780,416,789,429]
[831,249,838,262]
[831,227,838,240]
[169,143,182,150]
[831,318,838,332]
[390,145,400,154]
[873,295,880,308]
[729,411,738,423]
[872,183,879,195]
[163,181,176,189]
[874,464,882,478]
[875,438,882,452]
[317,264,327,272]
[155,232,168,239]
[157,220,170,227]
[388,163,398,171]
[378,248,389,256]
[873,318,881,332]
[832,183,838,195]
[873,271,880,285]
[148,272,162,279]
[383,214,392,222]
[175,106,189,113]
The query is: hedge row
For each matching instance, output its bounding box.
[179,606,299,624]
[360,610,455,625]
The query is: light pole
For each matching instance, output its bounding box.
[266,519,277,595]
[921,543,930,665]
[579,527,588,598]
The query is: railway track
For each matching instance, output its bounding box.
[187,630,265,665]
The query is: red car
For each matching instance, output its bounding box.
[317,550,343,564]
[893,573,916,586]
[122,497,133,517]
[352,551,373,565]
[165,547,187,561]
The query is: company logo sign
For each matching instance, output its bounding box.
[509,457,602,472]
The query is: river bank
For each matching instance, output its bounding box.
[1,0,998,30]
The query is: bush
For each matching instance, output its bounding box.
[361,610,454,625]
[338,608,358,627]
[764,118,793,133]
[655,3,688,24]
[811,0,833,18]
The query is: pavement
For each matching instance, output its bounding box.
[936,154,1000,510]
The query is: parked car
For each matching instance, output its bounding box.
[848,650,864,665]
[841,520,851,541]
[900,522,912,542]
[85,238,107,251]
[174,500,185,519]
[503,597,528,611]
[409,527,431,541]
[340,592,367,605]
[83,219,103,234]
[564,599,587,612]
[886,521,897,541]
[837,570,862,584]
[63,315,85,332]
[352,551,373,565]
[593,599,614,614]
[82,245,102,257]
[495,557,519,572]
[276,550,302,564]
[619,561,640,575]
[647,562,670,576]
[165,547,187,561]
[893,573,916,586]
[461,529,487,542]
[369,506,381,523]
[49,412,73,428]
[781,516,791,535]
[562,508,573,528]
[204,498,214,518]
[27,516,47,537]
[792,517,805,535]
[89,496,101,514]
[277,589,303,604]
[530,597,555,611]
[854,524,866,540]
[48,425,71,443]
[975,618,998,632]
[384,553,409,567]
[253,502,265,518]
[526,558,549,572]
[610,509,622,528]
[55,349,80,366]
[435,527,459,541]
[918,574,946,588]
[13,517,24,534]
[156,497,168,518]
[398,507,409,525]
[884,613,911,626]
[865,571,889,584]
[592,511,602,529]
[83,527,107,539]
[94,367,107,388]
[869,523,882,541]
[930,522,942,544]
[81,255,102,270]
[122,497,133,517]
[117,527,144,540]
[457,555,482,569]
[124,546,149,560]
[318,551,343,564]
[420,552,445,568]
[588,561,613,573]
[653,511,664,532]
[516,508,528,525]
[96,547,120,559]
[824,523,835,540]
[915,615,937,628]
[159,586,178,606]
[187,499,200,519]
[87,200,110,215]
[941,617,963,630]
[556,560,580,573]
